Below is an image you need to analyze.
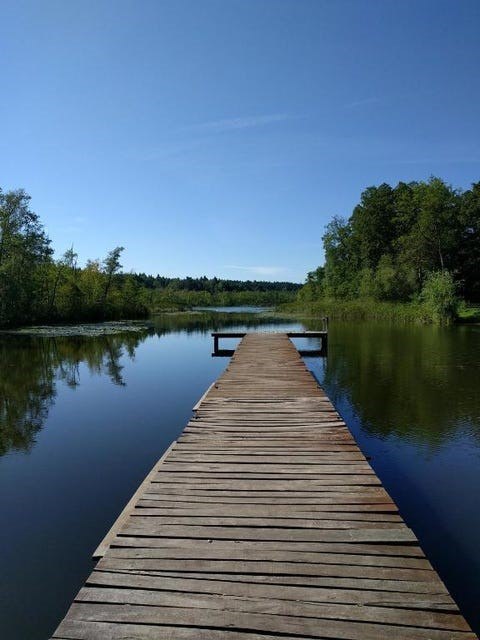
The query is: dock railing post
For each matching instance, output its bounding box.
[322,316,329,355]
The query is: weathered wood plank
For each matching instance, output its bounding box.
[129,509,403,523]
[87,570,457,609]
[136,500,399,512]
[151,478,382,487]
[75,586,469,631]
[106,546,431,569]
[58,602,476,640]
[110,536,426,557]
[53,619,316,640]
[121,523,416,542]
[96,555,439,582]
[95,567,453,595]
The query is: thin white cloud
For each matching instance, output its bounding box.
[344,97,380,109]
[185,113,291,134]
[225,265,288,277]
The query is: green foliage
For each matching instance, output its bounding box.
[457,182,480,301]
[296,177,480,323]
[420,271,458,324]
[296,267,325,304]
[358,268,375,299]
[133,273,300,295]
[133,274,300,311]
[0,187,147,327]
[0,186,300,328]
[283,298,430,323]
[0,189,52,326]
[322,216,357,298]
[148,287,296,312]
[457,304,480,323]
[350,183,396,269]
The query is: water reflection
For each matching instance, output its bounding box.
[0,332,147,456]
[4,316,479,456]
[322,322,480,448]
[150,310,296,334]
[0,312,298,457]
[306,321,480,633]
[1,312,479,638]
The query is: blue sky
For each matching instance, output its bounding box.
[1,0,479,282]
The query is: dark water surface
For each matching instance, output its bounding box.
[1,311,479,638]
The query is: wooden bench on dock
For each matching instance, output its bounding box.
[212,329,328,357]
[51,332,475,640]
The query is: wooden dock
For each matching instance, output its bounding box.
[52,333,475,640]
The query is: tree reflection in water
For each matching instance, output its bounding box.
[0,311,297,457]
[316,322,480,449]
[0,331,148,456]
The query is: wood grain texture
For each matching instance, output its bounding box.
[51,333,474,639]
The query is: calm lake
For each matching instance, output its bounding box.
[1,310,480,638]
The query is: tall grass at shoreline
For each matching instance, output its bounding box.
[279,299,480,324]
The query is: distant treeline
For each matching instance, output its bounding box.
[133,274,300,311]
[297,177,480,322]
[0,187,299,328]
[134,274,300,293]
[143,287,298,311]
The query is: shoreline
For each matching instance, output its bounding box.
[2,303,480,335]
[278,300,480,325]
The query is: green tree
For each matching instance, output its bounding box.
[0,189,52,326]
[297,176,479,317]
[350,184,396,269]
[47,246,78,317]
[396,178,460,284]
[420,271,458,324]
[322,217,356,298]
[79,260,104,317]
[102,246,124,313]
[456,182,480,301]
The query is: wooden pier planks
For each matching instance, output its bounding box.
[51,333,475,639]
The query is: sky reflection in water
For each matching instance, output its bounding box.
[0,312,479,638]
